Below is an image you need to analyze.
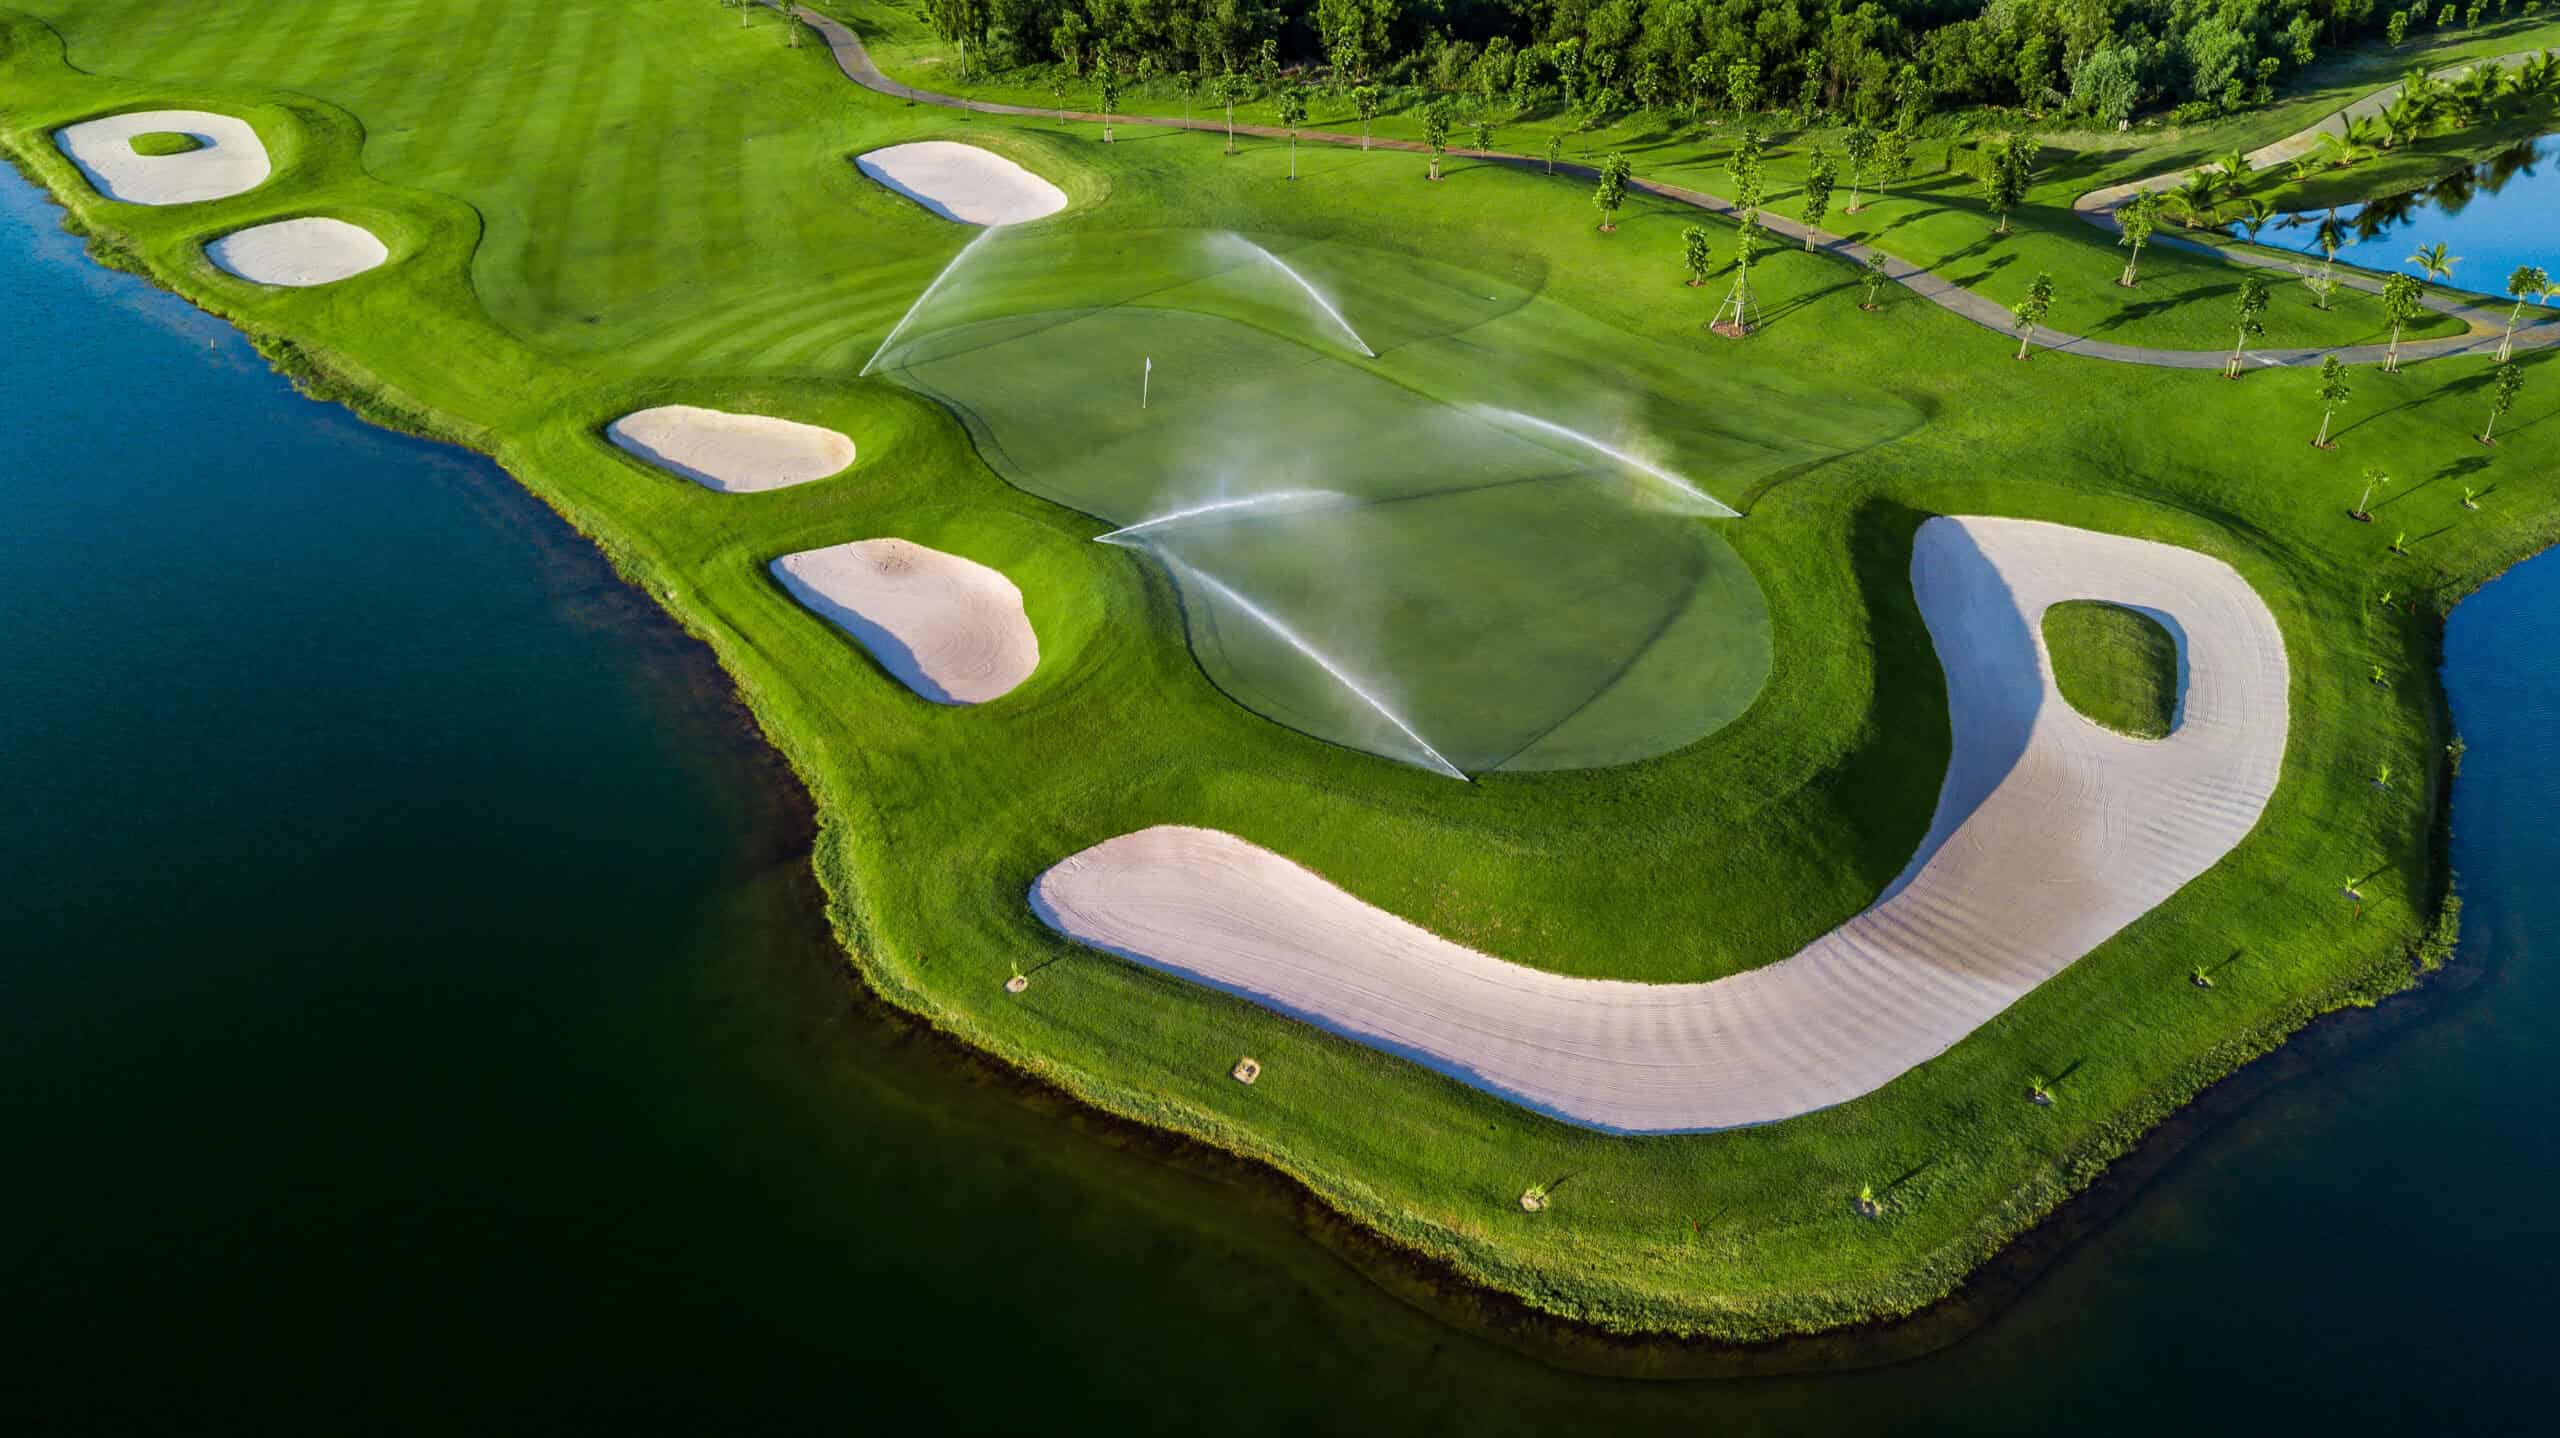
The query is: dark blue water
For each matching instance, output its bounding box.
[2252,132,2560,292]
[6,162,2558,1434]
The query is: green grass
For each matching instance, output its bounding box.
[6,0,2558,1342]
[2045,601,2181,740]
[124,127,197,155]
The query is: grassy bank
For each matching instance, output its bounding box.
[5,0,2557,1342]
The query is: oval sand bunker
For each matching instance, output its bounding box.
[857,142,1067,226]
[607,406,855,493]
[207,218,390,287]
[772,539,1038,705]
[55,109,272,206]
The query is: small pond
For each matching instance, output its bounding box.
[2243,132,2559,292]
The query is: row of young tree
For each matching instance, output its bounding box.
[923,0,2544,128]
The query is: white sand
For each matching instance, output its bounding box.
[54,109,272,206]
[856,142,1067,226]
[606,405,855,493]
[1032,518,2291,1132]
[205,217,389,287]
[772,539,1038,705]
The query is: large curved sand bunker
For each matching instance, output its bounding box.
[772,539,1038,705]
[1034,518,2292,1132]
[607,405,855,493]
[857,142,1067,226]
[206,217,389,287]
[54,109,271,206]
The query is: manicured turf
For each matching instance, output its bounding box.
[123,127,196,155]
[2046,600,2181,740]
[5,0,2555,1340]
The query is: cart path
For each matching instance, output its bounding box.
[796,7,2554,370]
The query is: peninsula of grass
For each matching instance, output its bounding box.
[2046,601,2181,741]
[124,127,197,155]
[4,0,2553,1344]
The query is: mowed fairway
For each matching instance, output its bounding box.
[6,0,2556,1341]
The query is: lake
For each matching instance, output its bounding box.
[2250,132,2560,293]
[5,165,2554,1433]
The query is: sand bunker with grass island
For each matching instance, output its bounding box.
[857,142,1067,226]
[1033,518,2291,1132]
[772,539,1037,705]
[205,217,389,287]
[54,109,271,206]
[606,405,855,493]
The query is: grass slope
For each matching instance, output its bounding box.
[5,0,2556,1341]
[2046,601,2181,740]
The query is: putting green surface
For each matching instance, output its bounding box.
[124,128,197,155]
[4,0,2551,1343]
[2047,601,2182,740]
[878,227,1842,771]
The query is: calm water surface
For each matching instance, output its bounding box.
[2251,132,2560,287]
[5,169,2555,1433]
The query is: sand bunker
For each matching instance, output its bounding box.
[1033,518,2291,1132]
[606,406,855,493]
[205,218,389,287]
[772,539,1038,704]
[54,109,271,206]
[857,142,1067,226]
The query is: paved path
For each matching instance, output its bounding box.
[1035,518,2290,1132]
[797,7,2555,369]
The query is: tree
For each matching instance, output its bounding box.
[1860,251,1891,310]
[1180,69,1199,126]
[1726,58,1760,115]
[2116,191,2159,287]
[2012,272,2055,360]
[1049,76,1067,125]
[1255,36,1279,96]
[1878,127,1913,197]
[2314,355,2352,448]
[2500,265,2551,361]
[1099,67,1121,143]
[1593,152,1632,231]
[1979,133,2035,236]
[1799,146,1836,251]
[2307,213,2348,309]
[1681,225,1712,286]
[2227,276,2271,378]
[1713,212,1762,335]
[2355,465,2390,519]
[1841,126,1879,213]
[1423,103,1450,181]
[1543,132,1563,175]
[1215,66,1246,156]
[1472,116,1496,153]
[920,0,989,83]
[2481,361,2525,444]
[2382,272,2426,372]
[1352,86,1380,152]
[1277,85,1307,180]
[2408,241,2460,285]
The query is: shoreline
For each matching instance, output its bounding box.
[0,28,2501,1348]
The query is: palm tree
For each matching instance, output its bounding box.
[2381,272,2426,372]
[2308,212,2349,309]
[2116,192,2160,286]
[2167,169,2224,226]
[2499,264,2551,362]
[2216,147,2253,185]
[2235,197,2276,246]
[2314,355,2352,448]
[2012,271,2056,360]
[2407,241,2459,285]
[2480,360,2526,444]
[2227,275,2270,378]
[2377,95,2426,148]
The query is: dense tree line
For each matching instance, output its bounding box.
[922,0,2548,125]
